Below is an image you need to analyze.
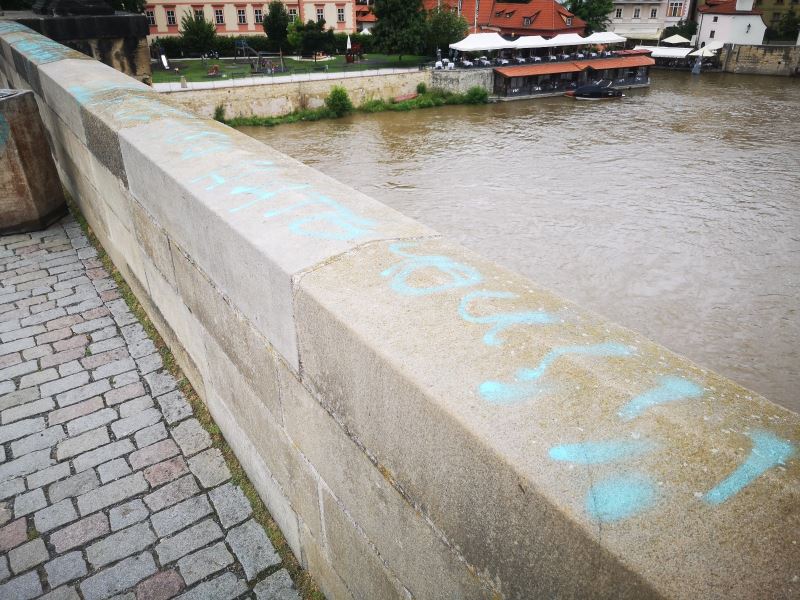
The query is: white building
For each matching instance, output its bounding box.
[696,0,765,47]
[607,0,689,42]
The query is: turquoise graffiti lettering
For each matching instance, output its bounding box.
[12,37,76,64]
[264,194,376,240]
[618,376,704,421]
[229,183,308,213]
[549,439,654,465]
[480,342,633,404]
[586,475,658,522]
[190,161,274,192]
[704,430,795,505]
[458,291,556,346]
[0,22,28,34]
[0,114,8,152]
[382,243,483,296]
[164,127,231,160]
[69,84,190,124]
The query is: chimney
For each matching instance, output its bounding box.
[735,0,754,11]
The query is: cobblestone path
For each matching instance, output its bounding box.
[0,216,302,600]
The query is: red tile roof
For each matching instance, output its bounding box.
[424,0,585,35]
[494,54,655,77]
[697,0,762,15]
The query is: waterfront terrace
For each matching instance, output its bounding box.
[0,19,798,600]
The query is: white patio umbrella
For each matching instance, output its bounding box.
[662,34,691,44]
[346,35,352,50]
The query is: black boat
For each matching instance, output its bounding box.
[565,80,624,100]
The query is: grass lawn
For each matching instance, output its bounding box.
[151,54,427,83]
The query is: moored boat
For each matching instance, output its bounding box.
[565,81,624,100]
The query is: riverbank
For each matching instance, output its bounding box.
[220,85,489,128]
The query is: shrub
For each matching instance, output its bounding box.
[416,81,428,94]
[153,36,184,58]
[464,86,489,104]
[213,104,226,122]
[179,13,217,54]
[325,86,354,117]
[360,99,389,112]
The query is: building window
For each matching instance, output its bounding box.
[237,8,246,23]
[146,9,155,25]
[709,29,715,38]
[712,15,718,21]
[650,7,657,17]
[633,7,640,18]
[317,7,325,22]
[288,8,297,21]
[254,8,263,22]
[194,8,204,19]
[565,17,572,25]
[215,8,224,23]
[337,7,345,21]
[615,8,623,18]
[667,1,683,16]
[523,16,532,25]
[166,9,176,25]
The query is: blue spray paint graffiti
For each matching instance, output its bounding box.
[549,439,654,464]
[586,475,658,522]
[704,430,795,505]
[229,184,309,213]
[164,126,232,160]
[264,194,376,240]
[11,37,79,64]
[70,84,192,124]
[382,243,483,296]
[618,376,704,421]
[458,291,556,346]
[479,342,634,404]
[0,114,9,152]
[0,22,28,34]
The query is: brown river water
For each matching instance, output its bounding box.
[237,70,800,413]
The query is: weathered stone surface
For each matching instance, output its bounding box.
[13,487,46,517]
[129,439,179,471]
[48,396,103,425]
[143,474,198,513]
[80,552,157,600]
[72,439,135,473]
[208,483,251,529]
[97,457,132,484]
[187,449,229,488]
[0,570,42,599]
[44,551,87,589]
[8,537,48,574]
[0,518,27,553]
[226,518,280,581]
[134,422,167,449]
[50,513,110,553]
[104,382,144,406]
[40,585,81,600]
[34,499,78,533]
[170,419,210,457]
[118,395,153,418]
[3,398,55,425]
[76,472,148,516]
[135,570,184,600]
[253,569,300,600]
[10,424,64,457]
[65,407,117,436]
[173,572,246,600]
[155,518,223,565]
[0,417,45,445]
[154,390,191,425]
[109,499,149,532]
[143,456,188,488]
[49,469,98,503]
[86,521,156,568]
[150,494,211,538]
[26,461,70,490]
[0,449,53,483]
[111,407,160,438]
[177,541,233,586]
[55,427,109,460]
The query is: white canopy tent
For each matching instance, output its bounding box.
[512,35,549,49]
[688,46,718,56]
[449,33,516,52]
[545,33,586,47]
[704,40,724,50]
[661,34,691,44]
[584,32,627,44]
[634,45,693,58]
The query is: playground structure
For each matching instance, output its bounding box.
[235,39,284,74]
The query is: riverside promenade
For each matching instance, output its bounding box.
[0,216,301,600]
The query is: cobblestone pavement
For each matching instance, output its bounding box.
[0,216,302,600]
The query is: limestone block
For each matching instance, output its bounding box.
[119,117,434,369]
[279,362,486,600]
[0,89,66,234]
[294,237,800,599]
[130,200,174,284]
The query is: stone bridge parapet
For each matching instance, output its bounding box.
[1,20,798,600]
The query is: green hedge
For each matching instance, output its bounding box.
[152,34,277,58]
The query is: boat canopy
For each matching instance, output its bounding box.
[449,33,516,51]
[634,45,693,58]
[583,32,627,44]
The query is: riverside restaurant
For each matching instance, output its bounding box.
[448,32,655,99]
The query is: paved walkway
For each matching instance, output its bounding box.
[0,216,301,600]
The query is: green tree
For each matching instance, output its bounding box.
[425,6,468,56]
[661,19,697,41]
[373,0,427,59]
[288,20,335,59]
[565,0,613,35]
[777,9,800,39]
[263,0,290,51]
[179,12,217,54]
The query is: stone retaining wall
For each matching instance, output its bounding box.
[162,70,431,119]
[431,69,494,94]
[720,43,800,76]
[1,21,798,600]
